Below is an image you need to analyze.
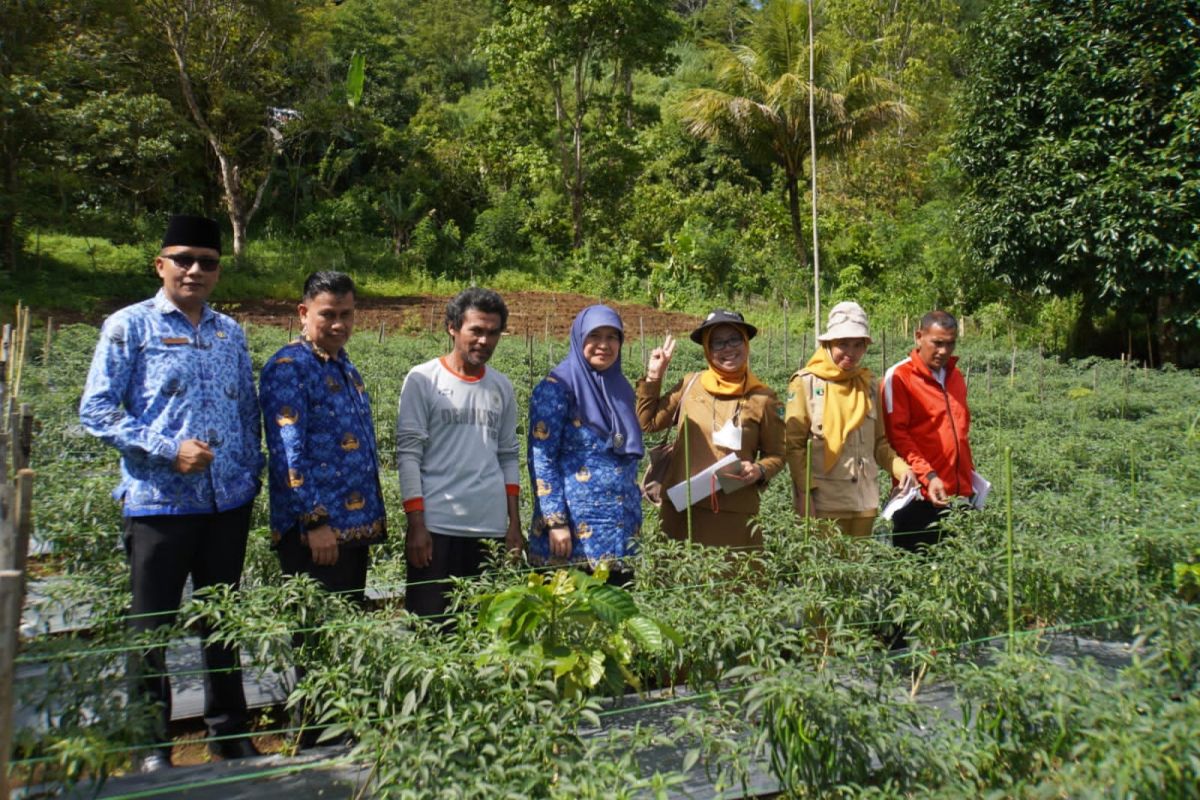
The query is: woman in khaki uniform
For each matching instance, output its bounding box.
[637,309,785,550]
[785,301,913,537]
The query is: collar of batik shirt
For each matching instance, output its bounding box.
[301,332,346,363]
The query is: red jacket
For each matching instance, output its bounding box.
[882,351,974,499]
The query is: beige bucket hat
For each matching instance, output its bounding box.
[818,301,872,343]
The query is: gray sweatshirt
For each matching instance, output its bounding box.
[396,357,520,537]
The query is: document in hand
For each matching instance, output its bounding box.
[969,471,991,510]
[667,452,740,512]
[882,485,921,521]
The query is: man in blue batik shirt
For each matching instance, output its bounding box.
[259,271,385,749]
[260,271,386,602]
[80,215,263,772]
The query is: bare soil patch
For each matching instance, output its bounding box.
[45,292,701,338]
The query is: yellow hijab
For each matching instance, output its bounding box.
[700,327,768,398]
[804,345,872,471]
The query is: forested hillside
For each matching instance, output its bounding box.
[2,0,1197,360]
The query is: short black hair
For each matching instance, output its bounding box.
[445,287,508,331]
[302,271,356,301]
[919,310,958,332]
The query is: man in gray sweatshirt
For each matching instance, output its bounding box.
[397,288,523,620]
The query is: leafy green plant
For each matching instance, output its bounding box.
[475,566,680,698]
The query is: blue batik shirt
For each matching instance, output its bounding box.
[260,338,386,547]
[527,377,642,567]
[80,290,263,517]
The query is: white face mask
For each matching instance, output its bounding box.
[712,417,743,451]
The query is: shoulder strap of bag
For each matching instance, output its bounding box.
[671,372,702,429]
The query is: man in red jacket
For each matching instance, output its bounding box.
[882,310,974,551]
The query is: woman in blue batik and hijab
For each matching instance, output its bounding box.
[528,305,643,584]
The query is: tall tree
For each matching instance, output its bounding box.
[0,0,65,269]
[955,0,1200,353]
[137,0,304,257]
[678,0,911,267]
[483,0,681,249]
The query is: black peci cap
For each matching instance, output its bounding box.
[690,308,758,344]
[162,215,222,253]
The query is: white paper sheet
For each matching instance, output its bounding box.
[667,452,740,512]
[882,485,921,521]
[969,470,991,510]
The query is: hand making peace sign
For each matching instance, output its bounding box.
[646,333,676,382]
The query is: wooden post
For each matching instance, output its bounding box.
[15,405,31,472]
[286,317,294,341]
[2,324,11,398]
[2,471,33,576]
[1145,320,1154,370]
[1,569,25,800]
[544,313,551,371]
[782,300,789,368]
[527,332,534,392]
[378,321,386,344]
[42,316,53,367]
[639,316,645,370]
[1037,343,1044,402]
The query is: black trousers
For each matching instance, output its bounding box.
[276,533,371,607]
[891,499,951,553]
[276,533,371,744]
[123,504,253,744]
[405,533,501,620]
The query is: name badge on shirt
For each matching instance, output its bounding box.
[712,418,743,451]
[161,337,190,346]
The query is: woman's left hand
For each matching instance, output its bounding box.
[549,526,573,559]
[728,459,763,484]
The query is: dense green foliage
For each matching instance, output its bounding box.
[3,1,971,316]
[955,0,1200,356]
[10,319,1199,795]
[7,0,1198,353]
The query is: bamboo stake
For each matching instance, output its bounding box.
[804,440,812,545]
[527,332,534,393]
[683,407,692,544]
[1008,348,1017,389]
[287,317,294,341]
[1005,447,1015,653]
[378,321,386,344]
[10,470,32,576]
[13,307,29,400]
[544,313,551,371]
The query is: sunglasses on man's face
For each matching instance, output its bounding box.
[163,253,220,272]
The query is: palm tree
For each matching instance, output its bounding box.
[679,0,912,267]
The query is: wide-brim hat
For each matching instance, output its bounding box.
[690,309,758,344]
[817,301,872,343]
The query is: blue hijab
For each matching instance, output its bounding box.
[549,305,644,457]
